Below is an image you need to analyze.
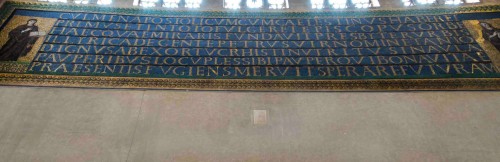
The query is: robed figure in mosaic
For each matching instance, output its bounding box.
[0,19,40,61]
[480,22,500,52]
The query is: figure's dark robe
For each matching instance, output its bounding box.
[482,28,500,52]
[0,25,39,61]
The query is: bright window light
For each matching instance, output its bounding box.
[371,0,380,7]
[97,0,112,5]
[74,0,89,4]
[185,0,202,8]
[402,0,415,6]
[354,0,380,8]
[247,0,263,8]
[134,0,158,7]
[445,0,462,4]
[163,0,181,8]
[416,0,436,4]
[329,0,347,9]
[268,0,288,9]
[224,0,241,9]
[446,0,480,4]
[311,0,324,9]
[352,0,370,8]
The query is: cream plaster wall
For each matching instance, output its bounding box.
[0,87,499,162]
[1,0,500,161]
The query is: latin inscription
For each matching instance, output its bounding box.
[26,12,499,78]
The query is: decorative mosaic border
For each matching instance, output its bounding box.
[1,73,499,91]
[0,1,499,91]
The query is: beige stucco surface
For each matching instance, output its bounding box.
[0,86,499,161]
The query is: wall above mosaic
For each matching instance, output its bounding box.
[0,1,499,90]
[32,0,485,9]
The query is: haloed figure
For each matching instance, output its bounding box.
[0,19,40,61]
[480,22,500,51]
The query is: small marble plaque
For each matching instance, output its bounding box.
[253,110,268,125]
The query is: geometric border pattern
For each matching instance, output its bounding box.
[1,73,499,91]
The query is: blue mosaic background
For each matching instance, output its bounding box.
[2,9,500,79]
